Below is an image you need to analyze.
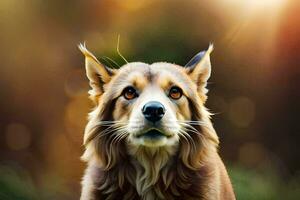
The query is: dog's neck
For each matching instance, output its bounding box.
[90,144,179,199]
[128,145,178,198]
[89,141,213,200]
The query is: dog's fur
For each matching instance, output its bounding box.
[79,44,235,200]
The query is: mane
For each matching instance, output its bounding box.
[82,90,219,199]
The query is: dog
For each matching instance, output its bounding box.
[78,44,235,200]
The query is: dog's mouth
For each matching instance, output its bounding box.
[136,129,172,139]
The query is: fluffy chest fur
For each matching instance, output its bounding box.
[85,148,217,200]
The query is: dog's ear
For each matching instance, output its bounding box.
[78,44,114,98]
[185,44,213,93]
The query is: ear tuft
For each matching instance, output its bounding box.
[78,43,113,100]
[207,43,214,53]
[78,43,100,63]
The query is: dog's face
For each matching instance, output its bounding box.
[111,63,194,148]
[80,44,218,162]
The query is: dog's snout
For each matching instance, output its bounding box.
[142,101,165,123]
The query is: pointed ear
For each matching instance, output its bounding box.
[185,44,213,93]
[78,44,113,98]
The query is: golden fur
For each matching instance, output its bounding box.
[79,44,235,200]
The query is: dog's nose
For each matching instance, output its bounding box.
[142,101,165,123]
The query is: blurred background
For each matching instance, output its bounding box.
[0,0,300,199]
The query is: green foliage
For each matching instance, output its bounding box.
[0,165,74,200]
[229,165,300,200]
[0,165,38,200]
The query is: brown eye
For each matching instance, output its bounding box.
[169,86,183,100]
[123,86,138,100]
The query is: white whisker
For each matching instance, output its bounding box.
[179,130,197,151]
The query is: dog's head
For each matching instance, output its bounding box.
[80,44,219,169]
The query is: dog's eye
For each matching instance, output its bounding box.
[169,86,183,100]
[123,86,138,100]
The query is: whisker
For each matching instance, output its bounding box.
[176,120,208,124]
[181,123,201,134]
[178,131,189,144]
[94,120,141,126]
[115,131,128,144]
[182,126,209,147]
[110,129,128,148]
[178,122,210,129]
[94,125,127,139]
[179,130,197,151]
[105,126,127,136]
[178,133,196,153]
[101,56,120,68]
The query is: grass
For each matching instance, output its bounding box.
[0,164,300,199]
[229,165,300,200]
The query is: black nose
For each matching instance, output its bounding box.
[142,101,165,123]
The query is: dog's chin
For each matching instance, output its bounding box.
[130,129,177,147]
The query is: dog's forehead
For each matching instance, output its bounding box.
[117,62,186,83]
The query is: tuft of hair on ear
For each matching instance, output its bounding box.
[78,43,114,102]
[185,44,214,94]
[78,43,99,63]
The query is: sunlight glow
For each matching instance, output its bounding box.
[244,0,285,10]
[220,0,287,65]
[223,0,286,12]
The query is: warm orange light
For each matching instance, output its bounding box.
[244,0,285,9]
[221,0,286,13]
